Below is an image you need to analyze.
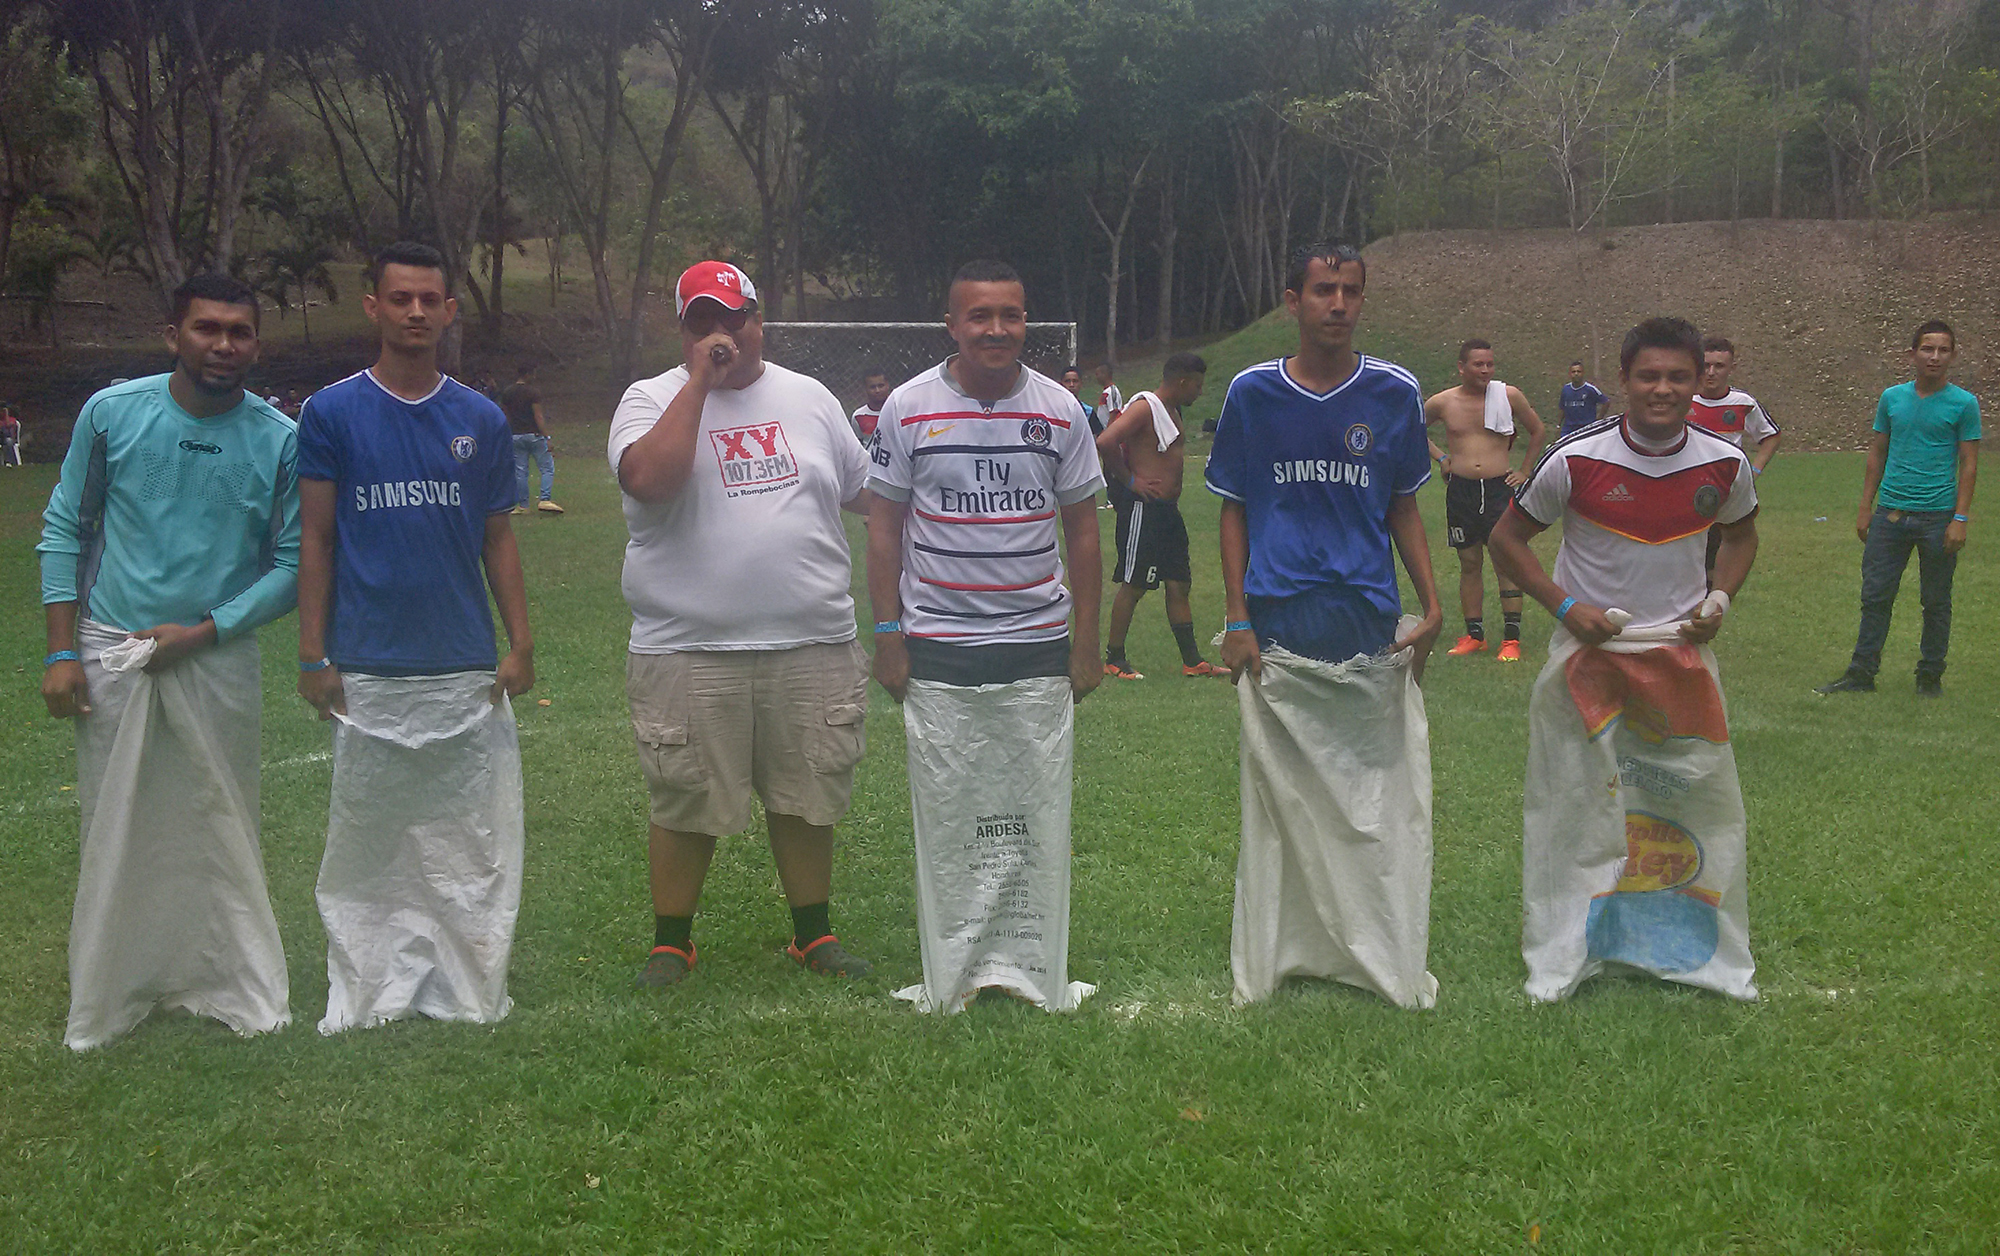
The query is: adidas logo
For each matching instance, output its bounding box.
[1603,482,1636,502]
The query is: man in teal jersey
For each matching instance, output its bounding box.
[1818,320,1981,697]
[37,273,299,1050]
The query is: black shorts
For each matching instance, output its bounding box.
[1445,473,1514,549]
[1114,497,1192,588]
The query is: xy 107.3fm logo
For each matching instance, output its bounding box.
[708,422,799,495]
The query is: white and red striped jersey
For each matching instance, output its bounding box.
[1686,388,1778,449]
[1513,417,1757,629]
[869,361,1105,645]
[850,404,880,442]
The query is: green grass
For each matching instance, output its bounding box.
[1,425,1996,1252]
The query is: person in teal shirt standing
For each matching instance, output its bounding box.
[37,273,300,1050]
[1818,320,1981,697]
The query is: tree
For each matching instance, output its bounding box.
[0,12,91,284]
[52,0,284,308]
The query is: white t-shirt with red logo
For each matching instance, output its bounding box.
[850,404,881,442]
[1513,418,1757,630]
[609,361,868,651]
[1686,388,1778,449]
[869,360,1105,645]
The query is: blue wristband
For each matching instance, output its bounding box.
[1224,620,1253,633]
[299,657,332,673]
[873,621,902,634]
[1953,514,1969,523]
[1555,596,1577,620]
[44,650,78,667]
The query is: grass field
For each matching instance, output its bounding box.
[1,413,1996,1251]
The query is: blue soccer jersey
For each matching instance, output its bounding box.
[297,370,516,675]
[1204,355,1431,617]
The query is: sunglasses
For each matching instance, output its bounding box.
[682,303,754,336]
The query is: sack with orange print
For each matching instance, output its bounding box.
[1520,633,1756,1003]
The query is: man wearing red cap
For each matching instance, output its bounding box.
[610,261,877,989]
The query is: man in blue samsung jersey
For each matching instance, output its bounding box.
[295,241,536,1033]
[39,272,299,1049]
[1557,361,1610,440]
[1206,242,1444,1008]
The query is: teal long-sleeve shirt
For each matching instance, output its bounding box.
[38,374,301,640]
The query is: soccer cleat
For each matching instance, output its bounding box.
[788,935,873,978]
[1814,672,1876,695]
[1446,635,1488,656]
[1916,674,1943,698]
[1182,660,1226,677]
[1496,640,1523,663]
[1104,661,1144,680]
[635,942,696,989]
[537,500,565,513]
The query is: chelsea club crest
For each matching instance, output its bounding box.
[1344,423,1372,456]
[450,435,478,462]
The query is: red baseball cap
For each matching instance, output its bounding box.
[674,261,758,319]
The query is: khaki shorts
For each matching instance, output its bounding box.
[626,640,869,836]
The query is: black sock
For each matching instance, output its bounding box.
[790,901,831,947]
[654,914,692,952]
[1503,611,1522,642]
[1170,621,1202,666]
[1106,642,1128,666]
[1465,617,1485,641]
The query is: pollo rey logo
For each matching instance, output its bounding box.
[709,422,799,496]
[1616,811,1713,898]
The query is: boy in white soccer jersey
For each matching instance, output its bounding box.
[1490,316,1761,1003]
[1686,336,1779,580]
[852,366,892,443]
[867,258,1104,1013]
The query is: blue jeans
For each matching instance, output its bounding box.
[513,434,553,504]
[1849,507,1958,680]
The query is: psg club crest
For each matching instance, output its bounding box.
[1693,483,1722,519]
[1021,416,1052,447]
[1344,423,1372,455]
[450,435,478,463]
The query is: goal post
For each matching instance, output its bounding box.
[760,322,1079,411]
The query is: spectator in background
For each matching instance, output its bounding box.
[501,362,563,514]
[852,366,892,443]
[1556,361,1610,440]
[1,403,21,466]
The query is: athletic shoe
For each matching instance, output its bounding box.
[1814,672,1876,695]
[634,942,696,989]
[788,935,873,978]
[1182,660,1226,677]
[510,505,531,515]
[1446,635,1487,656]
[1104,661,1144,680]
[1916,674,1943,698]
[537,500,565,513]
[1496,640,1523,663]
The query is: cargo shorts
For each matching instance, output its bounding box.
[626,640,869,836]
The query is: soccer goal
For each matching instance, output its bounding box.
[760,322,1079,411]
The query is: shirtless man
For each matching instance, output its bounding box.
[1096,352,1222,678]
[1425,339,1545,661]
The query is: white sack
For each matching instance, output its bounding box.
[892,676,1095,1013]
[1522,632,1755,1003]
[1231,630,1437,1009]
[317,672,523,1033]
[66,621,289,1050]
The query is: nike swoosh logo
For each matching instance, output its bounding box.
[926,424,953,438]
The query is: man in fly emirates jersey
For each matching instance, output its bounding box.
[867,258,1104,1013]
[1686,336,1779,580]
[1489,317,1762,1002]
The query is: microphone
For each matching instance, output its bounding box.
[709,344,731,366]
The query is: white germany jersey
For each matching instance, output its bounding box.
[869,360,1105,645]
[1686,388,1778,448]
[1514,418,1757,630]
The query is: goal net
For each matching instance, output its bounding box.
[760,322,1079,412]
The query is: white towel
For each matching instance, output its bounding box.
[1128,389,1181,452]
[1482,380,1514,436]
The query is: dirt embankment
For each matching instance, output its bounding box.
[1361,216,1999,450]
